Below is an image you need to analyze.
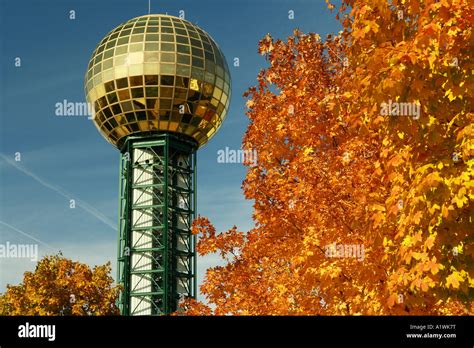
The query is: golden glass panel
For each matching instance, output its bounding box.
[189,79,199,91]
[176,65,190,76]
[211,98,219,107]
[128,65,144,75]
[130,43,143,52]
[221,93,227,105]
[114,66,128,79]
[169,122,179,131]
[115,55,127,65]
[144,52,159,63]
[160,64,175,75]
[85,14,231,149]
[116,46,128,55]
[160,87,173,98]
[118,89,130,101]
[204,72,215,84]
[128,52,144,64]
[143,64,159,75]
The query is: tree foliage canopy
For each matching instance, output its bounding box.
[0,254,120,315]
[183,0,473,315]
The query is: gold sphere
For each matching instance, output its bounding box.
[85,14,231,149]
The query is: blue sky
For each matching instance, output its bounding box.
[0,0,340,298]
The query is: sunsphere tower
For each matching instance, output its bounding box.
[85,14,231,315]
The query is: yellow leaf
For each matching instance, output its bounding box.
[428,54,436,69]
[372,204,385,212]
[425,234,436,250]
[445,89,456,101]
[420,280,429,292]
[428,203,440,214]
[424,256,440,275]
[387,294,398,307]
[413,211,422,224]
[441,205,451,218]
[446,272,463,289]
[302,147,314,157]
[452,195,467,208]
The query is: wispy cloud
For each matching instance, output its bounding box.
[0,239,117,292]
[0,153,116,231]
[0,220,57,251]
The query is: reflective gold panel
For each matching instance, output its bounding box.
[85,14,231,149]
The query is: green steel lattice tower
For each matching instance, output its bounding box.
[84,14,231,315]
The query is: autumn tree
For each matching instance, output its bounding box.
[0,254,120,315]
[343,0,473,314]
[183,0,473,315]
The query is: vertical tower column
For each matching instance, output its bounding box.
[117,134,197,315]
